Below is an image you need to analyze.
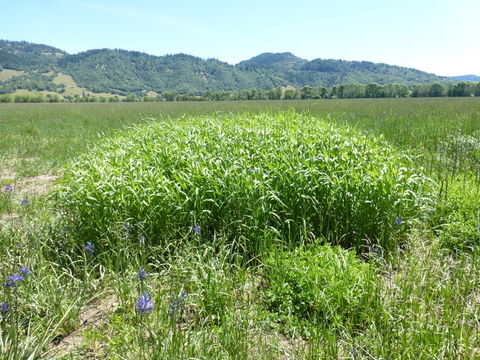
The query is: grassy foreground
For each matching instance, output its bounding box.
[0,99,480,359]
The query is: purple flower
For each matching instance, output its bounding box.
[85,242,95,256]
[123,223,132,233]
[5,274,24,287]
[138,267,147,280]
[136,291,154,314]
[19,265,32,276]
[193,225,201,235]
[3,184,13,193]
[0,302,10,314]
[20,198,28,206]
[394,217,404,225]
[139,235,146,245]
[370,245,383,256]
[169,291,186,317]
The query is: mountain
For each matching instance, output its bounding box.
[449,75,480,82]
[238,52,309,71]
[0,40,66,70]
[0,39,451,96]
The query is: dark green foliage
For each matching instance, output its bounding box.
[0,40,66,71]
[263,243,380,331]
[240,56,447,88]
[434,180,480,251]
[0,72,65,94]
[0,40,452,95]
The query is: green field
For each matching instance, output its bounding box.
[1,98,480,359]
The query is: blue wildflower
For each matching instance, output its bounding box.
[371,245,383,255]
[85,242,95,256]
[394,216,404,225]
[169,291,186,317]
[136,291,154,314]
[19,265,32,276]
[20,198,28,206]
[193,225,201,235]
[3,184,13,193]
[138,267,147,280]
[139,234,146,245]
[123,223,132,233]
[0,302,10,314]
[5,274,24,287]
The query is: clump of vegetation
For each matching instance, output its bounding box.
[434,180,480,251]
[56,112,432,256]
[262,243,380,333]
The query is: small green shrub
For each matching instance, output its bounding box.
[263,243,380,331]
[434,179,480,251]
[56,112,432,255]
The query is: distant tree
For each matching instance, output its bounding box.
[163,91,176,101]
[14,94,29,103]
[123,94,137,102]
[383,84,408,98]
[0,94,12,103]
[30,94,44,103]
[448,82,476,97]
[284,88,300,100]
[275,87,284,100]
[411,84,429,97]
[46,94,60,102]
[265,88,278,100]
[341,83,366,98]
[365,83,383,98]
[300,86,317,99]
[428,83,446,97]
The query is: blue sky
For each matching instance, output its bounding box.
[1,0,479,76]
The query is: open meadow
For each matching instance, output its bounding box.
[1,98,480,359]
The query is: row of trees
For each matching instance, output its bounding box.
[1,82,479,103]
[0,93,61,103]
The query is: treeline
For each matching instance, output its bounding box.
[0,82,479,103]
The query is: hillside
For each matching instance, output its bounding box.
[449,75,480,82]
[0,39,450,95]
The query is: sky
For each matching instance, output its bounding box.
[1,0,479,76]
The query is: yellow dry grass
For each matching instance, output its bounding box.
[0,69,25,81]
[53,73,124,98]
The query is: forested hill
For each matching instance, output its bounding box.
[0,39,450,95]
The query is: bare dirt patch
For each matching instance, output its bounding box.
[50,293,118,356]
[17,174,59,195]
[0,212,20,224]
[0,168,16,180]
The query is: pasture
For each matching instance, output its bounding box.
[1,98,480,359]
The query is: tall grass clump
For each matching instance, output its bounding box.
[56,112,432,256]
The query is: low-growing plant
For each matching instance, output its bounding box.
[262,243,380,334]
[433,178,480,251]
[56,112,433,257]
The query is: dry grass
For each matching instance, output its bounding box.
[0,69,25,81]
